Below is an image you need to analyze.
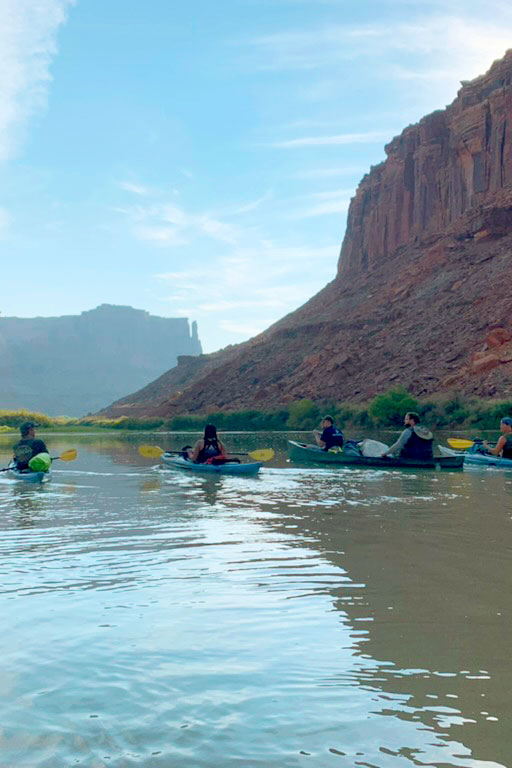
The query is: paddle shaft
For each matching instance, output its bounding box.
[1,452,74,472]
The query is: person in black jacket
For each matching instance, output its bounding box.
[381,412,433,459]
[313,416,344,451]
[12,421,49,470]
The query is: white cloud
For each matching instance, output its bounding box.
[117,180,151,196]
[295,166,365,179]
[245,14,512,107]
[272,131,392,148]
[0,0,73,161]
[155,241,338,339]
[299,198,351,218]
[122,200,242,247]
[134,225,188,246]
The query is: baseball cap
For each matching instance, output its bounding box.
[19,421,39,435]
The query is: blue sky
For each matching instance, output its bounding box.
[1,0,512,352]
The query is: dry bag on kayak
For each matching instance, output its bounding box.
[28,452,52,472]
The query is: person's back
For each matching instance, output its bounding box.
[193,424,226,463]
[13,421,48,470]
[197,436,222,462]
[399,424,434,460]
[382,412,433,460]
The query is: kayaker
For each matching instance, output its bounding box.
[381,412,434,459]
[313,416,344,451]
[12,421,49,471]
[483,417,512,458]
[188,424,228,464]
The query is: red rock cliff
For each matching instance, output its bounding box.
[100,52,512,417]
[340,51,512,273]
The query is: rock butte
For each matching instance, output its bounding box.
[0,305,201,416]
[101,51,512,418]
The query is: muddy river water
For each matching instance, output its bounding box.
[0,432,510,767]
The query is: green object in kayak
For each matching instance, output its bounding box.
[28,452,52,472]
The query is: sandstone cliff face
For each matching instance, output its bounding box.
[0,305,202,416]
[102,53,512,418]
[340,52,512,273]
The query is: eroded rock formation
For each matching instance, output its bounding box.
[0,305,202,415]
[101,52,512,417]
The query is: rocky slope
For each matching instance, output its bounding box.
[102,52,512,418]
[0,305,201,416]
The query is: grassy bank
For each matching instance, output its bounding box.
[2,390,512,433]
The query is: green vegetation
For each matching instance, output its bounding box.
[368,388,419,427]
[286,399,319,429]
[2,392,512,433]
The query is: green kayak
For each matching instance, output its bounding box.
[288,441,463,470]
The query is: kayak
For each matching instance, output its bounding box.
[288,441,464,469]
[439,445,512,468]
[161,454,262,475]
[5,464,52,483]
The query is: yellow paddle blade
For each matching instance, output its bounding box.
[59,449,77,462]
[248,448,274,461]
[139,444,164,459]
[447,438,474,450]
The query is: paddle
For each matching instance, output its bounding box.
[447,438,474,450]
[447,438,493,451]
[138,444,274,461]
[0,448,77,472]
[52,449,78,462]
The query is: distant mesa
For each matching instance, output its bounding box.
[101,51,512,417]
[0,304,202,416]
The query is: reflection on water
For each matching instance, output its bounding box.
[0,432,511,767]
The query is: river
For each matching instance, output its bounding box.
[0,431,510,767]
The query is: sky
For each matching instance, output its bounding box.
[1,0,512,353]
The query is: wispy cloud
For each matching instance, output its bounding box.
[245,14,512,104]
[287,189,352,219]
[272,131,392,149]
[295,166,365,179]
[155,241,338,345]
[117,180,151,196]
[120,200,242,247]
[0,0,73,162]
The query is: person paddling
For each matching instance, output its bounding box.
[313,415,344,451]
[13,421,49,471]
[483,417,512,458]
[187,424,228,464]
[381,412,434,460]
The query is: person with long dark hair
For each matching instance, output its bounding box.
[187,424,227,463]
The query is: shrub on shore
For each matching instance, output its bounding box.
[2,392,512,432]
[368,389,419,427]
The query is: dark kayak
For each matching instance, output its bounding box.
[288,441,464,469]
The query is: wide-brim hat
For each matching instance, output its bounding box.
[413,425,433,440]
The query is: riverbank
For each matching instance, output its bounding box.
[2,389,512,433]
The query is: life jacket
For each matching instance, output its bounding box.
[322,426,344,451]
[400,425,434,460]
[13,438,45,470]
[197,437,223,463]
[502,435,512,459]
